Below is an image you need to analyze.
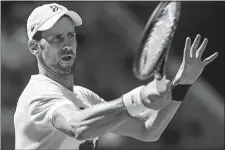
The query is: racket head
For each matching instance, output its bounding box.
[133,1,181,80]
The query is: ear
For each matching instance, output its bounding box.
[28,40,42,55]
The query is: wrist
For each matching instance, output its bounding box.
[122,86,148,117]
[171,83,192,101]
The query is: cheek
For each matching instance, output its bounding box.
[42,48,59,64]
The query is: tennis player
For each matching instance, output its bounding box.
[14,3,218,150]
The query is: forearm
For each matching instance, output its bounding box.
[143,100,181,141]
[110,99,181,142]
[143,81,193,141]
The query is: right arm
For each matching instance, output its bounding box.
[29,77,177,142]
[52,80,171,141]
[53,87,180,142]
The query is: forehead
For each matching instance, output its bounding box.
[43,16,75,36]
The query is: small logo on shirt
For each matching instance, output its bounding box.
[131,96,135,104]
[79,107,84,110]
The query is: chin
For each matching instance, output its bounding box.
[60,59,74,67]
[60,63,74,68]
[59,63,75,74]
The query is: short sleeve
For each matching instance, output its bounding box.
[28,83,74,130]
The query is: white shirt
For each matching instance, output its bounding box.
[14,74,104,150]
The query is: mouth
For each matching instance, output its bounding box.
[60,54,74,62]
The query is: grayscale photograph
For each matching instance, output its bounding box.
[1,1,224,150]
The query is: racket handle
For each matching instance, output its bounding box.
[154,72,162,80]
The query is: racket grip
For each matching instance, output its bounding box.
[171,84,192,101]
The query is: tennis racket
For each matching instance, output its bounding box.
[133,1,181,80]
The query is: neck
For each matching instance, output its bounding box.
[37,60,74,91]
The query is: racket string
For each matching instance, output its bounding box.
[137,1,180,79]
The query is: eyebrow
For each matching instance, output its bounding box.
[52,33,64,37]
[52,30,75,36]
[46,33,64,39]
[67,31,76,34]
[45,30,76,39]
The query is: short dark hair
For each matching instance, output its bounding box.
[33,31,43,42]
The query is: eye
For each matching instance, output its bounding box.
[68,32,76,39]
[50,34,64,42]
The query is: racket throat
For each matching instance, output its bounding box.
[154,50,168,79]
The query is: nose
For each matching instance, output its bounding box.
[62,45,72,52]
[61,34,77,53]
[64,37,73,46]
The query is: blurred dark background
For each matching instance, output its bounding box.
[1,1,224,150]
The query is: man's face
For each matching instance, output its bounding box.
[38,16,77,75]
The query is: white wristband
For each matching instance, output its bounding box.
[122,86,148,117]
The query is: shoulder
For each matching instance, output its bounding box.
[29,74,64,93]
[19,74,65,104]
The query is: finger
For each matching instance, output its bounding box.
[190,34,201,57]
[196,38,208,59]
[203,52,218,66]
[154,72,162,80]
[184,37,191,58]
[156,75,169,93]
